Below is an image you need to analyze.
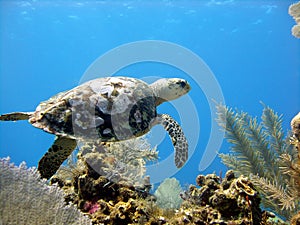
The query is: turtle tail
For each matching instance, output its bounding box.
[0,112,33,121]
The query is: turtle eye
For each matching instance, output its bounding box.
[176,81,187,88]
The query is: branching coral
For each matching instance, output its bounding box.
[78,137,158,187]
[0,157,92,225]
[216,104,288,177]
[53,136,158,190]
[289,1,300,38]
[216,103,300,219]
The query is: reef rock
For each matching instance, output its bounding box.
[51,152,280,225]
[172,170,263,224]
[289,1,300,38]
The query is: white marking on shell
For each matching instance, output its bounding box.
[88,80,102,93]
[92,96,110,114]
[100,86,114,98]
[94,116,104,126]
[103,128,111,134]
[109,77,125,83]
[88,116,104,128]
[69,99,82,106]
[99,102,110,113]
[74,110,92,130]
[111,94,132,114]
[134,109,142,123]
[89,80,114,98]
[75,118,87,129]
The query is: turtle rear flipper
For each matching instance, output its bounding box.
[159,114,188,168]
[0,112,33,121]
[38,136,77,179]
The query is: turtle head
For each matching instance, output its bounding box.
[150,78,191,106]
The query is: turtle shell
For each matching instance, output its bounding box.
[29,77,157,142]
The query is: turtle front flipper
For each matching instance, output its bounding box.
[158,114,188,168]
[38,136,77,179]
[0,112,33,121]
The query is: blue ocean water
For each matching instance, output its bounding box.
[0,0,299,186]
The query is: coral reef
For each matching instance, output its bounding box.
[289,1,300,38]
[0,157,92,225]
[1,151,283,224]
[51,137,162,224]
[1,115,293,224]
[154,177,183,209]
[52,154,162,224]
[53,151,279,225]
[291,112,300,152]
[172,171,263,224]
[290,211,300,225]
[216,103,300,220]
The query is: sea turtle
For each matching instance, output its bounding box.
[0,77,190,179]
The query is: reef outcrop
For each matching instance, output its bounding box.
[172,171,263,224]
[52,155,279,225]
[289,1,300,38]
[1,151,285,224]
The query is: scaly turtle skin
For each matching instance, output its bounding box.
[0,76,190,179]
